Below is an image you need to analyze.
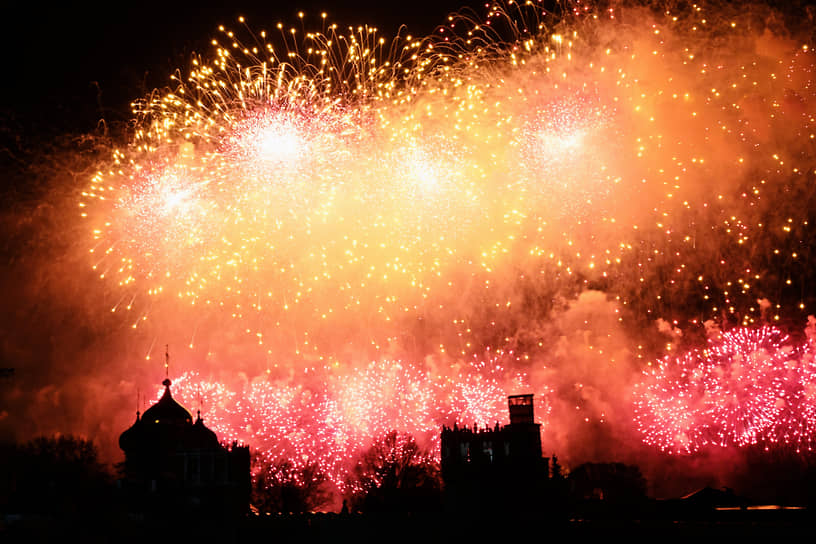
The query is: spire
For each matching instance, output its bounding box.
[165,344,170,380]
[162,344,172,389]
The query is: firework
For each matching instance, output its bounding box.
[80,0,816,487]
[162,351,547,489]
[83,3,816,355]
[634,325,816,454]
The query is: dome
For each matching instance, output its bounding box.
[141,379,193,425]
[191,413,220,449]
[119,378,224,453]
[118,412,145,452]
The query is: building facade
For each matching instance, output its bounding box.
[441,394,549,512]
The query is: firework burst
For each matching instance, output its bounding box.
[161,350,547,489]
[634,325,816,454]
[75,0,816,487]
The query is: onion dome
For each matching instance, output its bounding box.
[191,410,220,449]
[141,378,193,425]
[119,410,144,451]
[120,378,225,453]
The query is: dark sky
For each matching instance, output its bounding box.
[3,1,485,133]
[6,0,812,136]
[0,0,485,452]
[0,1,494,214]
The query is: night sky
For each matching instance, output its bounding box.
[3,0,816,505]
[3,1,479,130]
[0,0,496,456]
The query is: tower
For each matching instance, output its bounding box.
[508,394,535,424]
[440,394,548,512]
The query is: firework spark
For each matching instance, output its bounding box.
[633,326,816,454]
[162,351,546,489]
[73,0,816,487]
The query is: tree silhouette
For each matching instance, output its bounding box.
[251,456,333,514]
[0,435,113,516]
[345,430,441,513]
[551,454,564,480]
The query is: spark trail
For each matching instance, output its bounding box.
[78,0,816,484]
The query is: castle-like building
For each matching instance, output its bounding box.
[119,378,250,517]
[441,394,550,512]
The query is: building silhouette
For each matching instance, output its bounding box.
[119,378,250,518]
[441,394,550,512]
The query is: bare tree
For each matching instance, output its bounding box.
[345,431,441,513]
[252,456,333,514]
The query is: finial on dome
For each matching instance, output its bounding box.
[162,378,172,388]
[165,344,170,380]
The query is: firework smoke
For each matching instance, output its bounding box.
[2,0,816,502]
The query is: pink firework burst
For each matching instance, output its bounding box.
[158,354,548,491]
[634,325,816,454]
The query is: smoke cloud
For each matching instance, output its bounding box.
[1,0,815,501]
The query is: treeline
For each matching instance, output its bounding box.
[0,435,114,517]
